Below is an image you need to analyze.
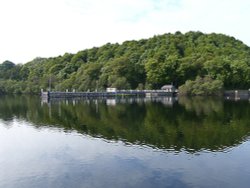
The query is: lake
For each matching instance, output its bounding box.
[0,95,250,188]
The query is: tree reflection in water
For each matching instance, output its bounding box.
[0,95,249,153]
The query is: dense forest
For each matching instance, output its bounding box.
[0,31,250,94]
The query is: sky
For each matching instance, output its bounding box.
[0,0,249,64]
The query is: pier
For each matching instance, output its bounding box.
[41,89,250,100]
[41,90,177,99]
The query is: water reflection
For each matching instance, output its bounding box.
[41,96,178,107]
[0,95,250,153]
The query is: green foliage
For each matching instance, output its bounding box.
[179,76,224,96]
[1,31,250,94]
[73,63,102,91]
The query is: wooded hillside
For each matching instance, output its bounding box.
[0,31,250,94]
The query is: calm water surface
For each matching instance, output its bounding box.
[0,96,250,188]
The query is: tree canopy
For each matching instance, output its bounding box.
[0,31,250,94]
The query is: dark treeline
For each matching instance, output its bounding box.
[0,31,250,94]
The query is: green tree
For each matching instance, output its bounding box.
[179,76,223,96]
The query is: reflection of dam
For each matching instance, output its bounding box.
[106,97,177,106]
[42,97,178,107]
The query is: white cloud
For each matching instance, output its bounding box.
[0,0,249,63]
